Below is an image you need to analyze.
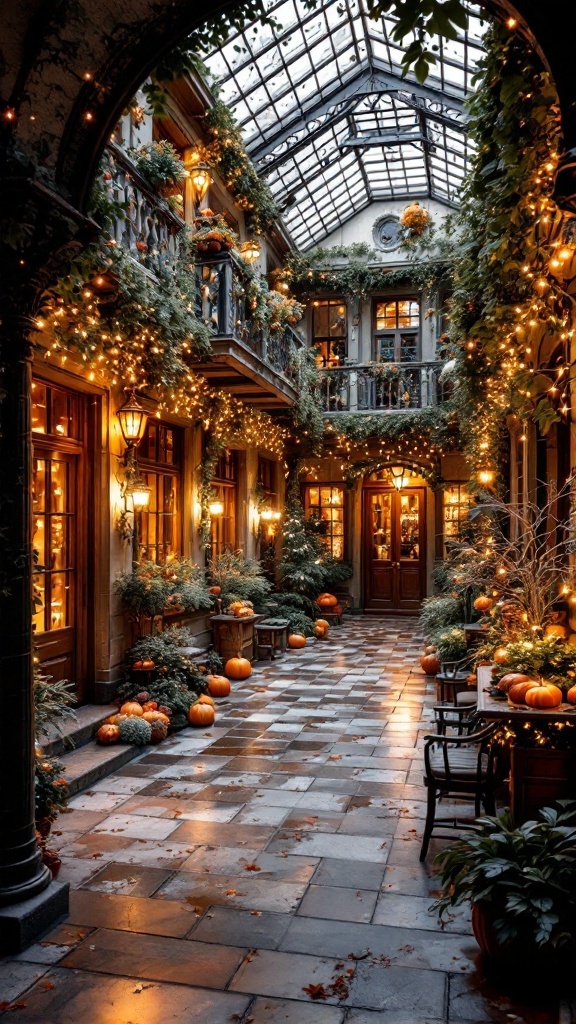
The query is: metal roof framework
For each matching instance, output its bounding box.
[205,0,485,248]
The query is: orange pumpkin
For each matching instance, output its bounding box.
[120,701,144,717]
[544,624,568,639]
[493,647,509,665]
[315,619,330,630]
[225,656,252,680]
[568,634,576,647]
[103,713,120,725]
[333,604,343,615]
[132,660,144,670]
[420,653,440,675]
[317,593,338,608]
[142,659,155,670]
[567,685,576,704]
[508,680,539,704]
[209,585,222,595]
[236,607,253,618]
[313,625,326,639]
[228,601,244,615]
[97,724,120,744]
[198,693,215,707]
[474,595,493,613]
[188,702,215,727]
[142,701,158,712]
[496,672,532,693]
[207,675,231,698]
[524,683,563,708]
[142,710,171,725]
[288,634,306,649]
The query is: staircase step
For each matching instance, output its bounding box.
[39,705,118,758]
[59,741,142,797]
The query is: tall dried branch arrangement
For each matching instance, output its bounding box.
[448,480,576,630]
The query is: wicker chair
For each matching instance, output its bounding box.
[419,721,499,861]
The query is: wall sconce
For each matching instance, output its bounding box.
[129,477,152,513]
[116,390,148,455]
[115,391,150,554]
[240,240,261,264]
[390,465,406,492]
[208,498,225,517]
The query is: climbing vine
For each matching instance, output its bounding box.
[284,244,451,301]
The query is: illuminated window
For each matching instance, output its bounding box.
[312,299,347,367]
[210,449,238,558]
[443,484,474,553]
[136,421,183,563]
[374,298,420,362]
[304,484,344,560]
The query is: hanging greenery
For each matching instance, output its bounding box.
[449,23,574,487]
[202,101,279,234]
[284,245,451,301]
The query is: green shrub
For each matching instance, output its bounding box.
[208,550,272,605]
[35,756,69,822]
[432,627,467,662]
[119,717,152,745]
[420,596,465,641]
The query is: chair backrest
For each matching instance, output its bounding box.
[423,721,499,789]
[438,653,474,679]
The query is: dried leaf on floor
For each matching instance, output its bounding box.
[250,910,262,916]
[303,983,329,1000]
[244,863,261,871]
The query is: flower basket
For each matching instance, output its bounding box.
[400,201,430,236]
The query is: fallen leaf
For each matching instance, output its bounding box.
[225,889,237,896]
[38,981,55,991]
[303,984,329,1000]
[244,863,261,872]
[250,910,262,916]
[91,852,103,859]
[328,754,341,761]
[348,949,371,960]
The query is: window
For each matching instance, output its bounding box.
[304,484,344,559]
[31,381,82,637]
[443,484,474,554]
[258,456,277,504]
[210,449,238,558]
[312,299,347,366]
[374,298,420,362]
[136,420,183,563]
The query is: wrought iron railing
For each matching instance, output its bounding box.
[195,251,304,381]
[104,142,185,276]
[320,362,451,413]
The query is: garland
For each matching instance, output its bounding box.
[449,23,573,487]
[284,245,451,301]
[203,101,279,234]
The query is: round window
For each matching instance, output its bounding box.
[373,215,402,252]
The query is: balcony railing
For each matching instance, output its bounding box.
[320,362,451,413]
[196,251,305,383]
[104,142,185,277]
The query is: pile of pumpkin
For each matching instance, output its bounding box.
[96,670,239,745]
[316,592,343,616]
[494,673,576,708]
[286,616,331,649]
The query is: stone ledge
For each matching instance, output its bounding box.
[0,880,69,955]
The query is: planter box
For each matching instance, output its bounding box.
[510,746,576,824]
[211,614,263,662]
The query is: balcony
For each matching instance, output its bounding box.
[320,362,450,414]
[194,251,305,408]
[104,142,185,277]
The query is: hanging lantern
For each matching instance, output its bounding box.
[240,239,261,263]
[189,160,212,206]
[390,465,406,491]
[116,390,148,449]
[208,498,225,517]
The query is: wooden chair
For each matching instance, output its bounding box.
[435,653,476,704]
[419,721,499,861]
[433,702,478,736]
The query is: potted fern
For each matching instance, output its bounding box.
[432,802,576,971]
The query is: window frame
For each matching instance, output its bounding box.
[312,298,348,367]
[373,296,421,363]
[303,482,345,561]
[136,419,183,564]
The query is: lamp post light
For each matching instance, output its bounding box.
[115,391,150,558]
[116,389,148,454]
[240,239,261,264]
[187,156,212,207]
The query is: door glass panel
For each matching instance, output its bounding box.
[49,572,70,629]
[31,383,47,433]
[371,493,391,560]
[399,493,420,560]
[399,332,418,362]
[50,516,67,570]
[51,461,68,512]
[378,334,395,361]
[51,390,70,437]
[33,459,46,513]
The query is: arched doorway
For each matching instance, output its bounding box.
[363,466,427,614]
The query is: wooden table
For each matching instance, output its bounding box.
[210,614,265,662]
[477,665,576,821]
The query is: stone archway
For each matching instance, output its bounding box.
[1,0,576,948]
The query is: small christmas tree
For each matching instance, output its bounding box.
[277,496,327,596]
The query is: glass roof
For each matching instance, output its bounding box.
[205,0,485,248]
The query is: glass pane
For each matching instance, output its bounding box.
[33,574,45,634]
[32,514,45,565]
[50,516,67,570]
[51,461,68,512]
[49,572,70,629]
[378,335,395,361]
[371,493,391,560]
[313,304,329,338]
[399,332,418,361]
[31,383,47,433]
[33,459,46,513]
[399,493,420,560]
[51,390,70,437]
[330,304,347,337]
[308,487,319,507]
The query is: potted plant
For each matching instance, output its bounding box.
[432,802,576,971]
[129,140,187,196]
[432,626,467,666]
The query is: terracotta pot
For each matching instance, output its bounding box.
[36,816,52,840]
[41,847,62,879]
[471,902,572,973]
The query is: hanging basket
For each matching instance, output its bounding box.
[400,201,430,235]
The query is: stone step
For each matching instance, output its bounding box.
[38,704,118,758]
[58,740,141,797]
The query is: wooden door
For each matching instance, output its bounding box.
[363,487,426,614]
[32,381,89,702]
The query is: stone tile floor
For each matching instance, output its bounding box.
[0,618,567,1022]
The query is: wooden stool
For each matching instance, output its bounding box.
[255,622,288,661]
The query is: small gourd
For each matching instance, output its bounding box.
[120,701,144,717]
[287,634,306,649]
[96,724,120,744]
